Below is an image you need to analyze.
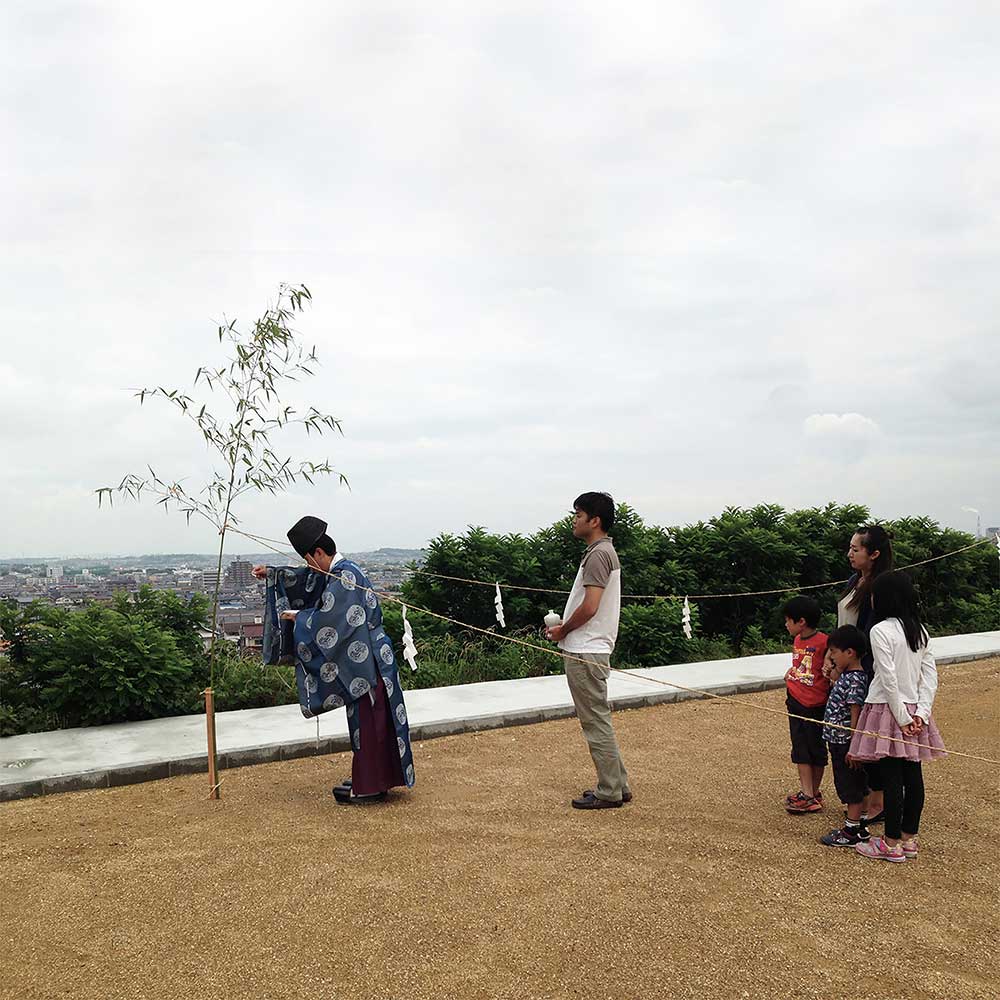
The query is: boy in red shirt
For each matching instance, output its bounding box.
[781,596,830,813]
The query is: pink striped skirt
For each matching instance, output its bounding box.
[848,703,946,762]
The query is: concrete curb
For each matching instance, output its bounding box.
[1,645,995,803]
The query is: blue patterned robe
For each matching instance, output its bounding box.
[262,558,415,788]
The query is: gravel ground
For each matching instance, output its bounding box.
[2,657,998,1000]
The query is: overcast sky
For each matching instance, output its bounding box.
[2,1,998,559]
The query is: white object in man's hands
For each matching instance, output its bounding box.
[543,611,561,628]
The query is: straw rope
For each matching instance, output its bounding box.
[232,530,995,600]
[227,526,1000,767]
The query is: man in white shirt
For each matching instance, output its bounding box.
[546,492,631,809]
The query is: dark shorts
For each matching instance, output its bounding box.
[787,694,828,767]
[828,741,870,805]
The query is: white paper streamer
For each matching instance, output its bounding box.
[494,582,506,628]
[682,596,692,640]
[401,604,418,671]
[995,532,1000,559]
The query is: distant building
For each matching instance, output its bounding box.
[46,565,63,579]
[225,558,253,591]
[197,571,221,593]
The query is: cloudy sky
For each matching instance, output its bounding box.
[2,1,998,559]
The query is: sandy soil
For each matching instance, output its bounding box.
[1,658,998,1000]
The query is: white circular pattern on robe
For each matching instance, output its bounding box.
[320,591,336,612]
[266,568,275,584]
[349,677,371,698]
[379,643,394,665]
[346,703,354,718]
[383,677,394,699]
[347,640,369,664]
[339,570,357,591]
[365,589,378,609]
[323,693,344,710]
[395,703,407,726]
[352,729,361,750]
[297,642,312,662]
[397,736,406,758]
[319,661,339,683]
[276,597,290,613]
[405,764,414,784]
[304,674,318,694]
[316,626,339,649]
[282,569,298,587]
[305,573,318,592]
[301,704,313,718]
[346,604,366,627]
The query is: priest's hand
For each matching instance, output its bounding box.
[546,624,566,643]
[279,610,299,622]
[252,565,267,580]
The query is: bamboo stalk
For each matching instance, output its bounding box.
[205,687,220,799]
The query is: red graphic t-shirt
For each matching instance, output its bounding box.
[785,631,831,708]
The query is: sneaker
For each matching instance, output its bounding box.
[787,790,823,806]
[820,825,870,847]
[855,836,905,863]
[900,837,919,859]
[787,795,823,814]
[866,809,885,825]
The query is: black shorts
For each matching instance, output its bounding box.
[787,694,828,767]
[829,742,870,805]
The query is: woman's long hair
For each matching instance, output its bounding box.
[871,571,929,652]
[846,524,894,612]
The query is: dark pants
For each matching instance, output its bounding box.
[352,677,406,796]
[829,742,869,806]
[786,694,828,767]
[877,758,925,839]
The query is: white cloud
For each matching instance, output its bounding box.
[1,1,999,556]
[802,413,881,440]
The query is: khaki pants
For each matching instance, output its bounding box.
[564,653,629,802]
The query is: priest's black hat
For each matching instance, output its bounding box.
[287,516,328,557]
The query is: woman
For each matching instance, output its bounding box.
[837,524,894,824]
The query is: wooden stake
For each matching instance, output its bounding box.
[205,687,220,800]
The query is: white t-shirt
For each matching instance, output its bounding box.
[558,537,621,655]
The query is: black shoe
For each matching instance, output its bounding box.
[820,825,870,847]
[866,810,885,825]
[584,788,632,803]
[572,792,623,810]
[333,786,386,805]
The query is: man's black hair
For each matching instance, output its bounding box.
[781,595,822,628]
[311,534,337,557]
[573,492,615,532]
[827,624,867,660]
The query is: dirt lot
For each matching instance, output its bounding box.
[2,658,998,1000]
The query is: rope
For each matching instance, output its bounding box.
[227,526,1000,767]
[232,529,995,601]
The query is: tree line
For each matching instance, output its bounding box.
[2,503,996,734]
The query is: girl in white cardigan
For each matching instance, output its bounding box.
[848,571,945,863]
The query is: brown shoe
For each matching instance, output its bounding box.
[572,792,623,809]
[584,788,632,803]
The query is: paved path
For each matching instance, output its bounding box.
[2,631,997,801]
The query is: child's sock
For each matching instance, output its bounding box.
[845,819,860,829]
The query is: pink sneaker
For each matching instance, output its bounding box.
[855,836,906,863]
[900,837,918,859]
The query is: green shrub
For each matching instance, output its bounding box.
[209,644,298,711]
